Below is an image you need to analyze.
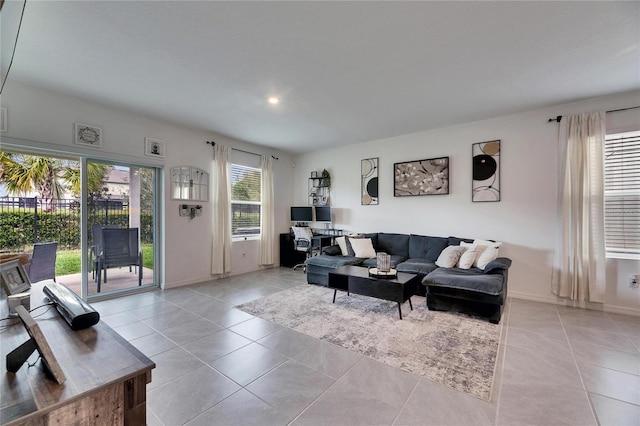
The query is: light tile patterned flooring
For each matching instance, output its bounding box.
[92,268,640,425]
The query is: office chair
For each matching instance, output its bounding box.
[291,226,315,272]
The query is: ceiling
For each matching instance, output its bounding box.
[3,1,639,154]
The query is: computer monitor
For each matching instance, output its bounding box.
[314,206,332,222]
[290,206,313,223]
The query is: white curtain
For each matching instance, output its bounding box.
[211,144,232,275]
[260,155,275,265]
[551,112,606,303]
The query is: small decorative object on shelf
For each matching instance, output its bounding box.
[377,252,391,272]
[368,267,397,278]
[311,171,318,178]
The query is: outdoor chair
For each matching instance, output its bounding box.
[96,228,143,292]
[24,242,58,283]
[90,224,119,280]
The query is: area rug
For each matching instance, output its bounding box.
[236,284,502,401]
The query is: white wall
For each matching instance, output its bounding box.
[0,81,295,289]
[293,90,640,315]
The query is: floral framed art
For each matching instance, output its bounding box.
[394,157,449,197]
[74,123,102,148]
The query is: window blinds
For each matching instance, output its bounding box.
[230,164,261,236]
[604,131,640,256]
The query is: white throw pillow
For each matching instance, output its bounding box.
[335,236,349,256]
[349,238,376,258]
[471,239,502,268]
[435,246,466,268]
[476,245,500,269]
[457,244,478,269]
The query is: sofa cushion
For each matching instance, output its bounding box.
[364,233,378,249]
[322,245,342,256]
[409,234,448,261]
[448,236,474,246]
[423,268,504,296]
[377,233,410,257]
[483,257,512,274]
[397,259,438,275]
[306,254,362,268]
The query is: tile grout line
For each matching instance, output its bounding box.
[556,305,601,426]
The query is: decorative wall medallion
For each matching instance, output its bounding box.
[74,123,102,148]
[472,140,501,202]
[361,158,379,205]
[394,157,449,197]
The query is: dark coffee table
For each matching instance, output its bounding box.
[327,265,420,319]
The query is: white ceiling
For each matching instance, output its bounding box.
[4,1,640,154]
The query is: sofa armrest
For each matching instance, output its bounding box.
[484,257,512,274]
[322,245,342,256]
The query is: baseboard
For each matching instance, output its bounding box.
[509,291,640,317]
[163,265,278,289]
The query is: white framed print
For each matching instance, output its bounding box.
[0,108,7,132]
[145,137,165,158]
[74,123,102,148]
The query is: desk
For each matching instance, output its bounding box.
[0,282,155,425]
[311,235,333,253]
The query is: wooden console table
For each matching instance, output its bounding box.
[0,282,155,425]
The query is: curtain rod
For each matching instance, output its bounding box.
[206,141,279,160]
[547,105,640,123]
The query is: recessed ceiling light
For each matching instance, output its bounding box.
[268,97,280,105]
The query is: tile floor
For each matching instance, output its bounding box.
[92,268,640,425]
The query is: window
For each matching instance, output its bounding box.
[230,164,261,237]
[604,131,640,258]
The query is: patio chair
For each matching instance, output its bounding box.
[96,228,142,292]
[90,224,119,280]
[24,242,58,283]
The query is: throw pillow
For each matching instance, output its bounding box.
[457,244,478,269]
[476,245,499,269]
[349,238,376,258]
[335,236,349,256]
[345,234,363,256]
[471,239,502,268]
[435,245,466,268]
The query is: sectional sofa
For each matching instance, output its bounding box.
[304,232,511,323]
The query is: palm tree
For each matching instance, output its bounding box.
[0,153,108,210]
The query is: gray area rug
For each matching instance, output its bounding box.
[236,284,502,401]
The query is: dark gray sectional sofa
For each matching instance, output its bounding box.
[305,232,511,323]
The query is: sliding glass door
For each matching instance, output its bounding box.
[86,160,159,298]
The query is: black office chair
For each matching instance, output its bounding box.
[291,226,316,272]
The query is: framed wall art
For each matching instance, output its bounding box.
[472,140,501,202]
[394,157,449,197]
[145,137,165,158]
[74,123,102,148]
[0,259,31,296]
[361,158,379,205]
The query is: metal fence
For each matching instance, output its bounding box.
[0,196,129,252]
